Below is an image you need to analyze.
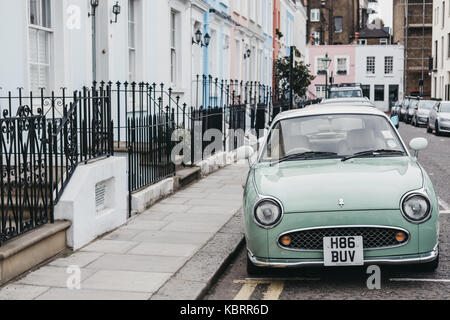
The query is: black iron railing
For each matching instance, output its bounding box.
[1,77,276,242]
[0,85,113,245]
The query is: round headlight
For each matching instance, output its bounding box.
[401,193,431,223]
[254,199,282,228]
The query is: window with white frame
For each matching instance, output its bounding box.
[336,57,348,75]
[310,9,320,22]
[316,57,328,75]
[380,38,387,45]
[366,56,375,74]
[28,0,52,93]
[384,56,393,74]
[170,10,179,86]
[128,0,136,82]
[358,39,367,45]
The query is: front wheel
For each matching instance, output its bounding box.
[435,122,441,136]
[415,254,439,273]
[247,254,264,276]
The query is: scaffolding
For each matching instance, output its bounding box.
[398,0,433,97]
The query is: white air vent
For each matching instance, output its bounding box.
[95,182,107,211]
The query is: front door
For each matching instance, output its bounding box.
[389,85,399,111]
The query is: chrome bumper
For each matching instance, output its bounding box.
[248,245,439,268]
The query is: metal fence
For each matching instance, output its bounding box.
[1,77,276,243]
[0,85,113,245]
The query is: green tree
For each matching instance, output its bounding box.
[274,51,315,102]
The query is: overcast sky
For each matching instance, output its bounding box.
[373,0,393,28]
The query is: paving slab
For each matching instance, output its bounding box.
[102,228,144,241]
[128,242,199,257]
[161,221,224,233]
[147,204,193,213]
[186,206,237,215]
[131,231,214,245]
[86,254,187,273]
[81,270,171,293]
[81,240,139,254]
[123,220,170,231]
[49,252,104,268]
[17,266,97,288]
[0,284,50,300]
[36,288,151,300]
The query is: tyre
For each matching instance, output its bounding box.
[435,122,441,136]
[415,254,439,273]
[247,254,264,276]
[427,123,433,133]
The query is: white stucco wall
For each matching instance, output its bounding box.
[431,0,450,100]
[355,44,405,112]
[54,157,128,250]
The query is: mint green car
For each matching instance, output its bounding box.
[243,106,440,275]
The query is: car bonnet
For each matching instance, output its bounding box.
[252,157,424,213]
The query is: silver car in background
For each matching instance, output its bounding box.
[411,100,437,127]
[428,101,450,135]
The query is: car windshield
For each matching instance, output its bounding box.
[441,103,450,113]
[261,114,406,162]
[329,90,363,99]
[419,101,436,110]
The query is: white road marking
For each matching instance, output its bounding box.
[439,197,450,211]
[441,210,450,215]
[390,278,450,284]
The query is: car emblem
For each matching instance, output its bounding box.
[338,199,345,208]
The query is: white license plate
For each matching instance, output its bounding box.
[323,236,364,267]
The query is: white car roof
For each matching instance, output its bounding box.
[320,97,372,105]
[273,105,388,123]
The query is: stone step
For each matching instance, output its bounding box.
[0,220,71,285]
[176,167,201,188]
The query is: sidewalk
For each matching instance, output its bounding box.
[0,163,248,300]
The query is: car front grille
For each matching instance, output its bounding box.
[279,226,409,251]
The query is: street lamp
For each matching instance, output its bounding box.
[89,0,100,82]
[192,29,210,47]
[110,2,121,24]
[88,0,99,17]
[321,53,332,99]
[244,49,251,60]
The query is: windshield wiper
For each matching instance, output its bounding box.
[341,149,405,162]
[275,151,339,164]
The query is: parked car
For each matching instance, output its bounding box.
[241,106,439,275]
[428,101,450,135]
[399,98,410,122]
[406,98,421,124]
[411,100,437,127]
[319,97,375,108]
[328,86,364,99]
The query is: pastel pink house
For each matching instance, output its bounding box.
[307,45,356,99]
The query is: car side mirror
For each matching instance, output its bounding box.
[236,146,256,167]
[409,137,428,158]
